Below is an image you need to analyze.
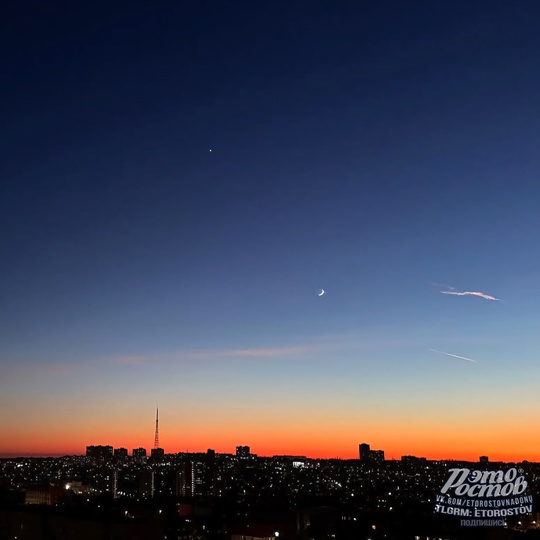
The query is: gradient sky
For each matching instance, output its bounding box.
[2,1,540,461]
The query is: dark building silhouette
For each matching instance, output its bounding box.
[132,447,147,461]
[177,461,205,497]
[205,450,217,496]
[139,469,154,498]
[113,447,128,459]
[150,448,165,462]
[111,469,118,498]
[236,445,250,459]
[359,443,385,462]
[177,462,195,497]
[401,455,427,464]
[359,443,370,461]
[480,455,489,463]
[86,445,113,461]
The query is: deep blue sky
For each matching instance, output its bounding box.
[2,1,540,457]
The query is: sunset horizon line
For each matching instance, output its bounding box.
[1,449,537,463]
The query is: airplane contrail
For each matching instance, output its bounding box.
[429,348,478,363]
[440,290,499,301]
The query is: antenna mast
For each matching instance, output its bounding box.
[154,407,159,449]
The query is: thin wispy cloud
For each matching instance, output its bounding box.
[177,344,319,361]
[206,345,315,358]
[114,344,319,366]
[440,289,500,301]
[115,355,147,366]
[429,348,478,363]
[43,363,72,374]
[0,362,73,379]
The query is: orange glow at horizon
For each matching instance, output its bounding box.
[4,377,540,462]
[4,425,540,463]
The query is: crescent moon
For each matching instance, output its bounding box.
[318,289,325,296]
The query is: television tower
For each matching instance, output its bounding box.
[154,407,159,449]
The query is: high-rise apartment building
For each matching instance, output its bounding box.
[359,443,385,463]
[177,461,205,497]
[359,443,371,461]
[236,446,250,459]
[150,448,165,462]
[139,469,154,498]
[132,447,147,462]
[86,445,113,461]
